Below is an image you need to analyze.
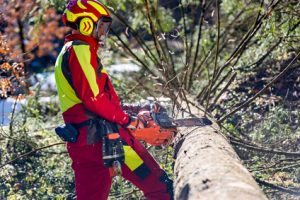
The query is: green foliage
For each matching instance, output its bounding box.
[102,0,144,11]
[223,103,300,199]
[250,106,298,144]
[0,92,174,199]
[0,94,74,199]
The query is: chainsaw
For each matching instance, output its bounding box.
[133,107,212,146]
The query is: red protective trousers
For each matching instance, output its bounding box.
[67,127,173,200]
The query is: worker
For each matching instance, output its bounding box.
[54,0,173,199]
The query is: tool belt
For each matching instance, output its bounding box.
[55,118,116,144]
[55,119,92,143]
[55,118,125,168]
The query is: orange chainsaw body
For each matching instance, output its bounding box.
[132,110,177,146]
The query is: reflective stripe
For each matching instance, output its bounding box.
[65,10,98,22]
[77,0,87,9]
[73,45,99,98]
[87,1,108,15]
[54,43,82,112]
[123,145,143,171]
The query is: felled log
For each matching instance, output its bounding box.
[173,103,268,200]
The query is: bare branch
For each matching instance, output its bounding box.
[109,10,160,66]
[110,30,163,84]
[230,138,300,158]
[0,142,65,169]
[179,0,189,69]
[187,0,206,90]
[218,51,300,123]
[213,0,281,82]
[204,0,221,114]
[256,178,300,196]
[208,72,237,112]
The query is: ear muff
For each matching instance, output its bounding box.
[79,17,94,36]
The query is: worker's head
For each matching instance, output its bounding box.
[62,0,112,44]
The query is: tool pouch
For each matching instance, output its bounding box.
[87,118,106,145]
[102,121,125,167]
[55,124,79,143]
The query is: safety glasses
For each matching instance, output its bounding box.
[96,16,112,37]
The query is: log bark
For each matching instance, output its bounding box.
[173,103,268,200]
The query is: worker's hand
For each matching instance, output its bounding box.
[150,101,163,113]
[138,101,167,113]
[137,110,152,123]
[125,116,146,131]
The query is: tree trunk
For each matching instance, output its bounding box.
[173,103,268,200]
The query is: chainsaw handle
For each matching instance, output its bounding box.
[137,116,147,128]
[150,101,164,113]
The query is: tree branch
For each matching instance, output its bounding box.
[230,138,300,157]
[0,142,64,169]
[187,0,206,90]
[256,178,300,196]
[204,0,221,114]
[218,51,300,123]
[109,9,160,66]
[110,30,163,84]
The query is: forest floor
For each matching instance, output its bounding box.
[214,56,300,199]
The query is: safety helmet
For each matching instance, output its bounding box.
[62,0,112,37]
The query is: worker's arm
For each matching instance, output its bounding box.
[68,44,129,126]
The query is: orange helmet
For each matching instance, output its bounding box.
[62,0,112,36]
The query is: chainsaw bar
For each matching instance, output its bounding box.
[173,117,212,127]
[152,112,212,128]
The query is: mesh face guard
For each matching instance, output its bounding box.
[95,16,112,47]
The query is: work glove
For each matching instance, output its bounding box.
[135,101,164,123]
[139,101,166,113]
[137,110,152,122]
[150,101,164,112]
[125,116,146,133]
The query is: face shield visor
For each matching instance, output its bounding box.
[95,16,112,48]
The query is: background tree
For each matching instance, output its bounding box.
[1,0,69,74]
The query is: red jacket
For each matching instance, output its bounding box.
[55,34,129,125]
